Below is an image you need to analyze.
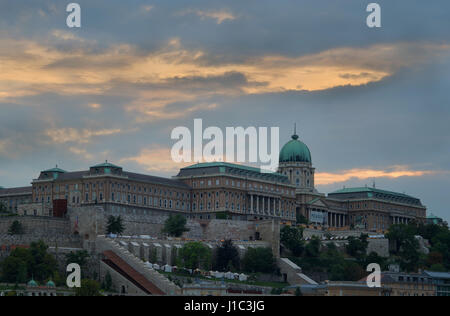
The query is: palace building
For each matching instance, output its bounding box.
[2,130,426,232]
[277,131,427,232]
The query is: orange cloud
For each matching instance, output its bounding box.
[1,36,449,121]
[316,166,437,186]
[121,147,190,173]
[45,128,122,144]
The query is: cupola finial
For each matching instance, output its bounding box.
[292,123,299,140]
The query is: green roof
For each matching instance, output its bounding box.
[307,197,321,205]
[330,187,415,198]
[183,162,285,177]
[91,161,121,169]
[329,187,422,206]
[427,213,441,219]
[46,280,56,287]
[27,279,38,287]
[279,134,312,163]
[43,167,66,173]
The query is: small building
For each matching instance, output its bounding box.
[424,271,450,296]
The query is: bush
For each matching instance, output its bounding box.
[162,215,189,237]
[242,248,276,274]
[215,240,240,271]
[179,242,211,270]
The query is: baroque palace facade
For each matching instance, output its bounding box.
[1,131,426,232]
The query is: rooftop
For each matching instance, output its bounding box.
[0,186,33,195]
[328,187,422,206]
[424,271,450,279]
[178,162,290,184]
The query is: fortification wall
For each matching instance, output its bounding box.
[68,206,264,242]
[0,216,82,248]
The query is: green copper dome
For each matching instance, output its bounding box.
[27,279,38,287]
[46,280,56,288]
[279,134,312,163]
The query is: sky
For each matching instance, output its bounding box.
[0,0,449,222]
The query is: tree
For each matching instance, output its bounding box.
[398,237,421,272]
[102,272,113,291]
[242,247,276,274]
[162,214,189,237]
[28,241,58,282]
[0,256,28,283]
[106,215,125,235]
[280,226,304,256]
[75,279,101,296]
[66,250,90,270]
[346,234,369,261]
[305,236,321,258]
[178,242,211,270]
[0,202,9,213]
[215,240,240,271]
[386,224,421,272]
[386,224,416,254]
[429,264,446,272]
[427,251,444,267]
[365,252,387,271]
[8,220,24,235]
[0,241,57,283]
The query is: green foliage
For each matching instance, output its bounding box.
[0,241,57,283]
[386,224,421,272]
[0,202,9,213]
[102,272,113,291]
[8,220,24,235]
[179,242,211,270]
[386,224,417,254]
[215,240,240,271]
[305,236,321,258]
[429,264,446,272]
[106,215,125,235]
[242,247,276,274]
[162,214,189,237]
[295,286,303,296]
[346,234,368,261]
[65,250,90,271]
[280,226,304,256]
[365,252,388,271]
[75,279,101,296]
[0,255,28,283]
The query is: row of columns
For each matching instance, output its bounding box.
[305,209,348,228]
[328,212,348,228]
[392,216,410,225]
[249,194,285,217]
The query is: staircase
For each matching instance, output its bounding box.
[96,236,180,295]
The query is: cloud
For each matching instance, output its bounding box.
[68,147,94,160]
[0,35,449,123]
[142,5,154,13]
[44,128,122,144]
[315,166,439,186]
[177,9,236,24]
[121,147,190,173]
